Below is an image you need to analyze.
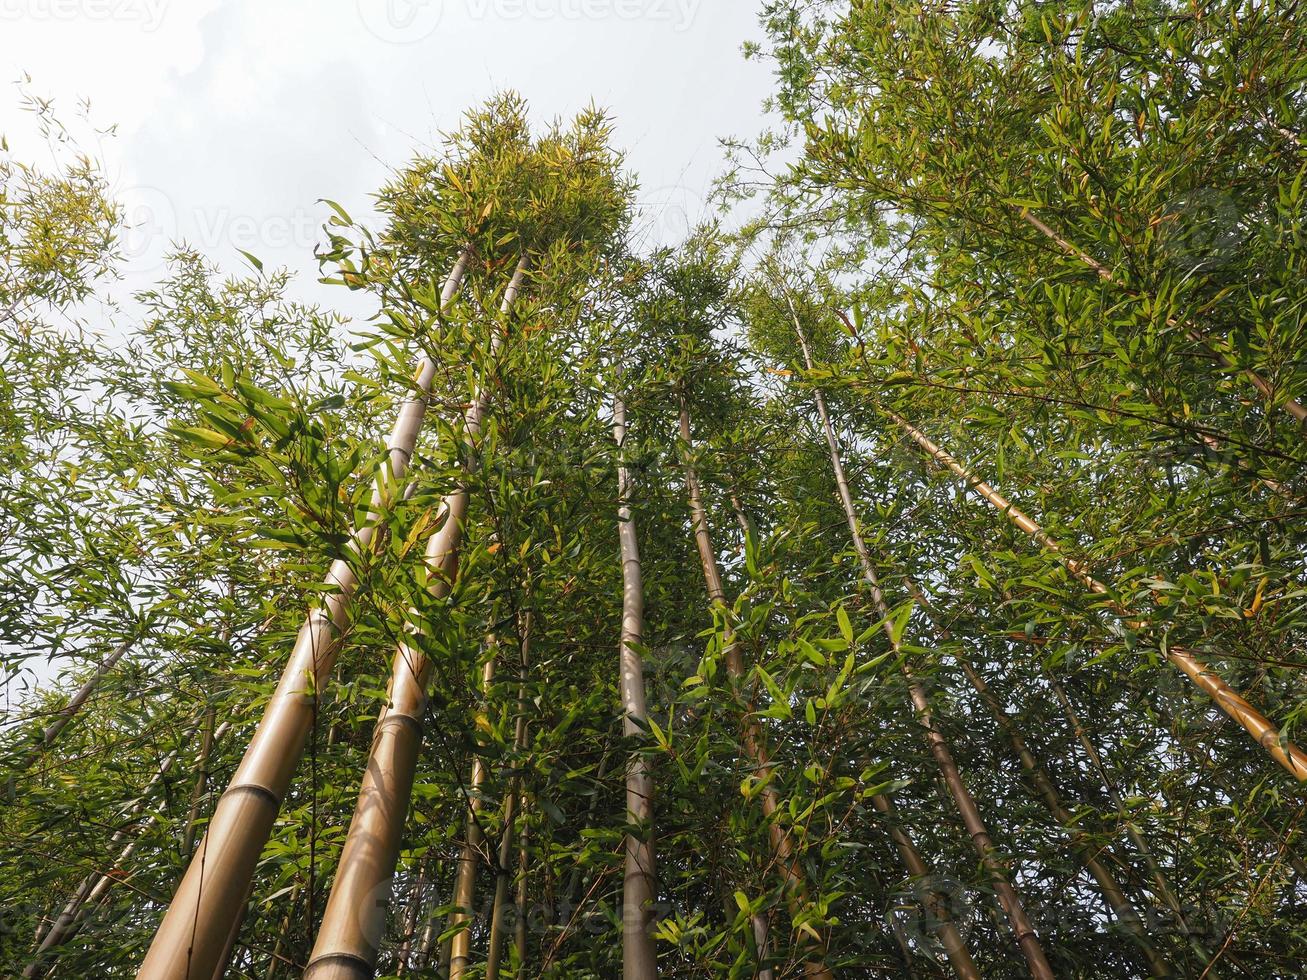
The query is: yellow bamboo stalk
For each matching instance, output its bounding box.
[304,258,528,980]
[513,803,530,977]
[775,291,978,978]
[392,861,427,975]
[179,705,218,859]
[137,250,473,980]
[885,408,1307,782]
[868,792,979,979]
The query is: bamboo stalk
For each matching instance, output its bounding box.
[485,789,520,980]
[180,705,218,859]
[1040,666,1220,965]
[514,803,530,979]
[304,258,528,980]
[486,611,533,980]
[613,395,660,980]
[903,672,1055,980]
[790,314,1053,980]
[393,859,428,974]
[12,635,140,785]
[884,407,1307,781]
[410,858,447,976]
[751,912,775,980]
[263,884,300,979]
[966,655,1170,975]
[39,637,135,749]
[137,250,472,980]
[677,398,833,980]
[869,792,978,980]
[908,580,1172,978]
[1017,208,1307,429]
[32,783,147,949]
[781,300,977,978]
[449,654,497,980]
[1147,690,1307,885]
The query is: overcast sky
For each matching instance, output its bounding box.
[1,0,773,320]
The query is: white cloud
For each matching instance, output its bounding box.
[2,0,771,323]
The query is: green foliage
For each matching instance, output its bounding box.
[4,11,1307,977]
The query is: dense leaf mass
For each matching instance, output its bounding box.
[2,3,1305,977]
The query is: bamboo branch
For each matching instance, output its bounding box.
[27,721,233,977]
[1018,208,1307,431]
[884,407,1307,781]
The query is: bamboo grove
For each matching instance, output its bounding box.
[2,1,1305,976]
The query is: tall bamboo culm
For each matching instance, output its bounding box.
[446,653,498,979]
[884,408,1307,782]
[137,250,472,980]
[305,258,529,980]
[789,310,1052,980]
[867,791,979,980]
[772,291,978,979]
[613,395,659,980]
[677,398,833,980]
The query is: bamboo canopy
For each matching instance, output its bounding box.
[4,10,1307,974]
